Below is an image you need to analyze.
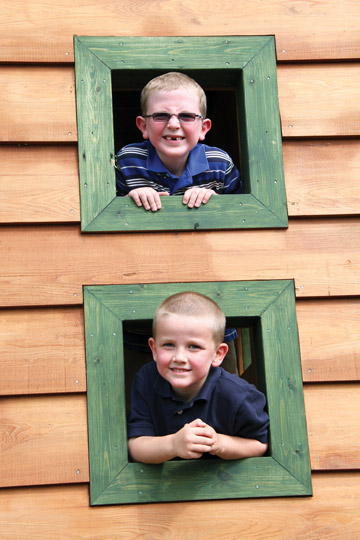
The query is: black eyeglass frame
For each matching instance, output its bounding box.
[143,112,205,123]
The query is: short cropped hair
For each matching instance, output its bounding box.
[153,291,225,344]
[140,72,207,117]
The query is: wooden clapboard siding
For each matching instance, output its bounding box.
[0,385,358,489]
[1,1,360,63]
[1,64,360,143]
[1,299,358,397]
[0,145,80,223]
[297,299,360,383]
[304,384,360,471]
[0,307,85,395]
[0,66,76,142]
[0,394,89,488]
[278,63,360,137]
[1,140,359,225]
[1,219,359,306]
[0,473,359,539]
[284,139,360,217]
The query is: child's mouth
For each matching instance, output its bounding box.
[164,136,184,141]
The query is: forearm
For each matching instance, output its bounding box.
[128,435,178,464]
[212,435,268,460]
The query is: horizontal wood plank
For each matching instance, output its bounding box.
[0,307,85,395]
[0,474,359,539]
[284,139,360,217]
[0,145,80,222]
[1,299,359,396]
[1,140,359,224]
[1,0,360,62]
[0,66,77,142]
[278,64,360,137]
[0,385,358,488]
[304,383,360,470]
[297,299,360,382]
[1,219,359,306]
[0,394,89,488]
[1,64,360,142]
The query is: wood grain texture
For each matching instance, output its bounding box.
[2,298,358,397]
[0,385,358,488]
[0,474,359,539]
[284,140,360,217]
[297,299,360,383]
[304,383,360,471]
[0,394,89,488]
[1,219,359,306]
[1,140,358,224]
[1,0,360,62]
[278,64,360,137]
[1,64,359,142]
[0,145,80,222]
[0,307,85,395]
[0,66,76,142]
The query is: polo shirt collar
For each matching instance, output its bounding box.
[154,366,221,406]
[147,141,209,178]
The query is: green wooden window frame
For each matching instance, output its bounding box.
[84,280,311,505]
[74,36,288,232]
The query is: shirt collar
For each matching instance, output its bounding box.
[154,366,221,405]
[147,141,209,179]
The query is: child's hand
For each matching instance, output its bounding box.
[183,188,217,208]
[173,418,215,459]
[127,187,169,212]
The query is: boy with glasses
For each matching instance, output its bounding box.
[115,72,242,212]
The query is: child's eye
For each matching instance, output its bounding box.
[162,342,175,348]
[188,344,201,350]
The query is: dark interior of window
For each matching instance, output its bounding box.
[112,70,242,178]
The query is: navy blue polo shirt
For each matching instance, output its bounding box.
[127,362,269,443]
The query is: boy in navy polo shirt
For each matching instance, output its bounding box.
[127,292,269,463]
[115,72,242,212]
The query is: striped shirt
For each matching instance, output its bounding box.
[115,141,242,196]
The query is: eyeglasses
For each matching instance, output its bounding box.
[143,112,204,123]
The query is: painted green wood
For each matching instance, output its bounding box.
[74,36,287,232]
[84,280,311,505]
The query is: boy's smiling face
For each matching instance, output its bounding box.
[148,313,227,402]
[136,88,211,177]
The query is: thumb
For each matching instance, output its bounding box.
[190,418,206,427]
[158,192,170,197]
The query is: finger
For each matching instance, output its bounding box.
[158,192,170,197]
[138,192,152,211]
[201,190,214,205]
[184,190,200,208]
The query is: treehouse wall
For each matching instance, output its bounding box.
[0,1,360,538]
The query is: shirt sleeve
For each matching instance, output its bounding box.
[233,385,269,443]
[127,366,157,438]
[114,153,130,195]
[223,161,242,194]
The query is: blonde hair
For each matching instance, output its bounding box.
[140,72,207,117]
[153,291,225,344]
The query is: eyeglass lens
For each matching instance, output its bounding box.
[149,113,201,123]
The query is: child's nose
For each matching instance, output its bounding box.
[173,347,186,361]
[167,114,181,128]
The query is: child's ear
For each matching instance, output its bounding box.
[198,118,212,141]
[148,337,158,362]
[211,342,228,367]
[136,116,149,139]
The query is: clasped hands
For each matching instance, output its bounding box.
[173,418,223,460]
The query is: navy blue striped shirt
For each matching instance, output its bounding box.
[115,140,242,196]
